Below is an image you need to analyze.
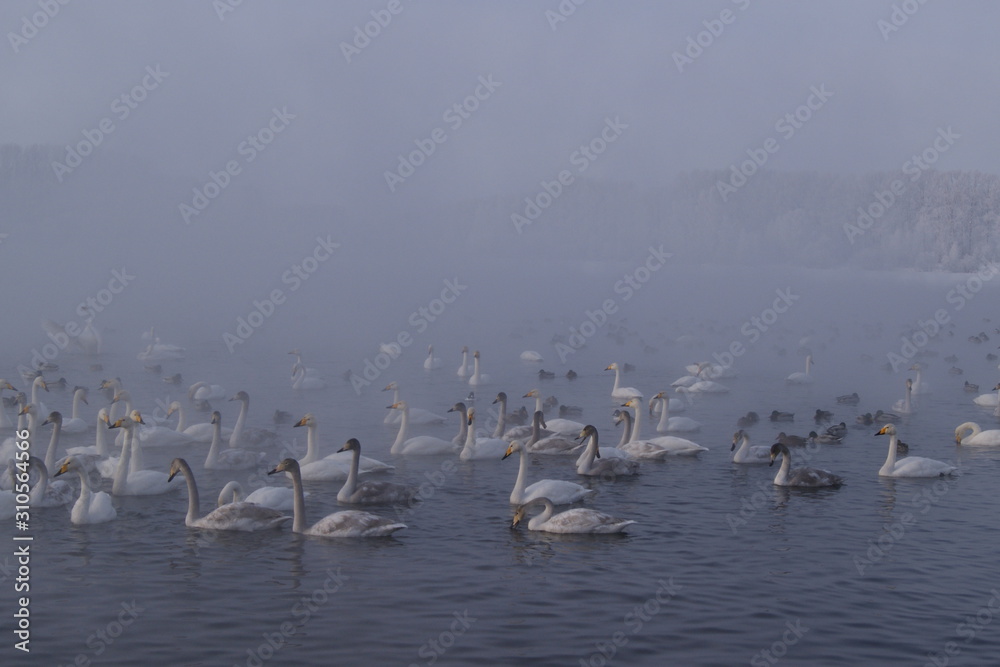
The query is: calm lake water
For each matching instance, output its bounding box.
[5,266,1000,666]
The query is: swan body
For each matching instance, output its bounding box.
[53,457,117,524]
[512,497,634,534]
[606,363,642,401]
[389,402,458,456]
[188,381,226,401]
[955,421,1000,446]
[786,355,814,384]
[291,364,327,390]
[337,439,416,505]
[269,458,405,536]
[460,408,509,460]
[731,430,770,464]
[522,390,585,435]
[769,443,843,487]
[875,424,955,477]
[520,351,544,363]
[205,411,265,470]
[620,399,707,457]
[137,336,185,362]
[216,480,304,512]
[167,401,233,442]
[652,392,701,432]
[502,440,594,505]
[576,426,640,476]
[973,383,1000,408]
[167,458,289,531]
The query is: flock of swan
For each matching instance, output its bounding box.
[4,333,1000,539]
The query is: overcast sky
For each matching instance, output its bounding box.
[3,1,997,362]
[3,0,996,206]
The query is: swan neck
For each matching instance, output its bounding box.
[881,432,898,473]
[656,397,670,431]
[229,397,248,448]
[463,412,476,453]
[339,446,360,502]
[45,422,61,471]
[129,423,143,476]
[112,426,132,495]
[180,460,201,525]
[72,392,83,419]
[630,407,642,442]
[290,466,307,533]
[534,395,543,414]
[174,404,187,432]
[578,432,599,473]
[95,416,108,456]
[455,405,468,443]
[206,421,221,467]
[392,406,409,454]
[511,446,528,503]
[492,398,506,439]
[530,499,554,530]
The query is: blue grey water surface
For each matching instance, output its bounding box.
[5,266,1000,667]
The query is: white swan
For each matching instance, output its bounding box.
[652,392,701,433]
[456,346,470,377]
[380,382,446,425]
[269,458,406,536]
[137,332,185,362]
[511,497,635,534]
[522,389,585,435]
[502,440,594,505]
[973,383,1000,408]
[459,408,509,460]
[731,429,770,464]
[605,363,642,402]
[188,381,226,401]
[875,424,954,477]
[786,355,814,384]
[955,421,1000,446]
[108,414,179,496]
[167,458,289,531]
[619,399,707,457]
[909,363,931,395]
[294,413,391,480]
[291,363,327,390]
[468,350,491,386]
[675,377,729,394]
[576,425,640,476]
[205,411,265,471]
[288,349,322,378]
[423,345,442,370]
[336,438,416,505]
[53,457,117,524]
[769,443,843,487]
[61,386,90,433]
[0,379,16,430]
[29,375,49,417]
[891,378,913,414]
[24,455,73,507]
[520,351,544,363]
[166,401,233,443]
[389,402,458,456]
[228,391,277,449]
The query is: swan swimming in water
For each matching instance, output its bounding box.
[423,345,442,370]
[520,351,544,363]
[293,413,392,480]
[61,387,90,434]
[291,363,327,390]
[972,383,1000,409]
[468,350,491,386]
[456,346,470,377]
[502,440,594,505]
[389,402,458,456]
[215,480,303,512]
[108,414,179,496]
[909,363,931,395]
[511,497,635,534]
[619,399,707,457]
[891,379,913,414]
[731,430,770,464]
[769,443,843,487]
[875,424,955,477]
[576,425,640,476]
[188,381,226,401]
[167,458,289,531]
[605,363,642,402]
[381,382,446,425]
[460,408,509,460]
[22,455,73,507]
[786,355,814,384]
[205,411,265,471]
[228,391,278,449]
[336,438,416,505]
[651,392,701,433]
[522,390,585,435]
[268,458,406,537]
[954,421,1000,446]
[53,457,118,524]
[166,401,233,443]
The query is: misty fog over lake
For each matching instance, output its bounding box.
[3,2,1000,666]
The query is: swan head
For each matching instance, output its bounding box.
[427,345,434,353]
[473,350,480,359]
[167,458,186,482]
[493,392,507,404]
[98,408,110,424]
[993,383,1000,391]
[768,443,786,466]
[166,401,183,417]
[73,387,89,404]
[390,401,408,411]
[230,391,250,403]
[129,410,146,425]
[511,505,526,529]
[110,390,130,405]
[211,411,222,425]
[523,389,539,398]
[502,440,522,460]
[54,456,85,478]
[467,407,476,425]
[732,430,747,451]
[905,379,913,389]
[577,424,598,442]
[1,380,16,391]
[338,438,362,454]
[33,376,49,392]
[875,424,896,437]
[461,345,468,353]
[268,458,299,476]
[446,402,465,414]
[605,363,618,372]
[613,410,625,425]
[18,403,35,417]
[294,414,315,428]
[42,411,62,426]
[532,410,547,429]
[381,381,398,391]
[287,349,301,355]
[621,398,640,410]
